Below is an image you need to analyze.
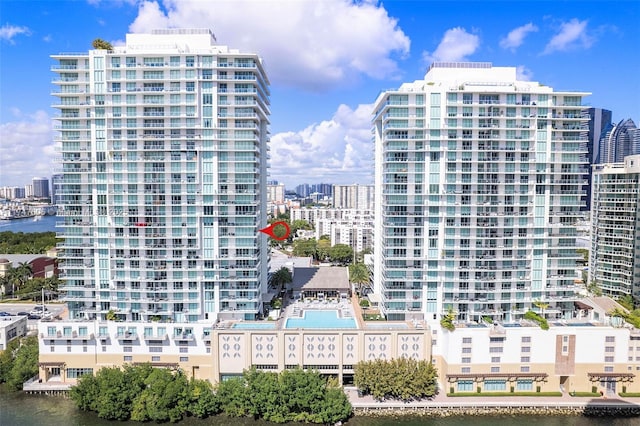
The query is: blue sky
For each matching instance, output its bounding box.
[1,0,639,188]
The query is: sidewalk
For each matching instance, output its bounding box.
[345,387,640,409]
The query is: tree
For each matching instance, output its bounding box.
[349,262,370,295]
[92,38,113,50]
[533,300,549,318]
[292,238,317,258]
[354,357,438,402]
[327,244,353,265]
[440,307,456,331]
[618,294,635,311]
[187,378,219,418]
[269,267,292,292]
[215,377,249,417]
[316,237,331,262]
[6,336,39,390]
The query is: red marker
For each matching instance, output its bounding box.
[259,221,290,241]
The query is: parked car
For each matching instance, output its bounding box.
[17,311,29,316]
[27,314,41,320]
[29,306,49,316]
[0,311,11,317]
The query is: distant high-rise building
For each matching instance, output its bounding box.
[32,177,49,198]
[584,108,613,211]
[373,62,589,322]
[590,154,640,299]
[51,174,63,205]
[587,108,613,164]
[267,183,285,203]
[332,184,374,210]
[53,29,270,321]
[598,118,640,164]
[295,184,311,198]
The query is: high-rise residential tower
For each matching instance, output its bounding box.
[589,154,640,299]
[373,62,589,323]
[53,29,270,321]
[332,184,375,210]
[584,108,612,211]
[32,177,50,199]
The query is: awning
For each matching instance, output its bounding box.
[574,301,593,310]
[446,372,548,382]
[588,372,635,381]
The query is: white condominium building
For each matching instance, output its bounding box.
[373,62,589,322]
[590,154,640,299]
[53,29,270,322]
[332,184,375,210]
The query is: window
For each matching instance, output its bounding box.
[520,366,530,373]
[484,380,506,391]
[462,347,472,354]
[521,346,531,353]
[516,379,533,391]
[152,356,161,362]
[605,346,615,353]
[124,356,132,361]
[490,366,500,373]
[462,357,471,364]
[67,368,93,378]
[489,347,503,353]
[461,367,471,373]
[491,357,500,363]
[457,380,473,392]
[521,336,531,343]
[521,356,530,363]
[179,357,189,362]
[604,366,614,372]
[605,356,614,363]
[462,337,472,344]
[605,336,615,343]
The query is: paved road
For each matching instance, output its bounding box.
[0,302,67,323]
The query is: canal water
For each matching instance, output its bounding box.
[0,386,638,426]
[0,215,58,234]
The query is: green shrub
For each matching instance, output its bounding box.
[592,385,597,393]
[359,299,370,308]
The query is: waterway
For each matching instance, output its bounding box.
[0,215,58,234]
[0,387,637,426]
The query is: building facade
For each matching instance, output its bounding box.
[0,315,28,351]
[589,154,640,299]
[32,177,50,199]
[332,184,374,210]
[52,29,270,322]
[315,209,374,253]
[373,62,589,322]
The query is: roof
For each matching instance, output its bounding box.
[290,267,350,292]
[0,254,53,267]
[584,296,627,314]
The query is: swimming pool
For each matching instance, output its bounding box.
[232,322,277,329]
[285,310,357,329]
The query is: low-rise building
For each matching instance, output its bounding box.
[0,315,28,350]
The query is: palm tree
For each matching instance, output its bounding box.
[269,267,292,293]
[349,263,370,296]
[533,300,550,319]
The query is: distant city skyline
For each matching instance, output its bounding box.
[1,1,639,187]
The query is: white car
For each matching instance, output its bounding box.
[29,305,50,316]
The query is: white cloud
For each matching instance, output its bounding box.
[516,65,533,81]
[0,24,31,43]
[543,19,593,54]
[0,111,55,187]
[500,23,538,51]
[423,27,479,63]
[128,0,410,90]
[269,104,373,186]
